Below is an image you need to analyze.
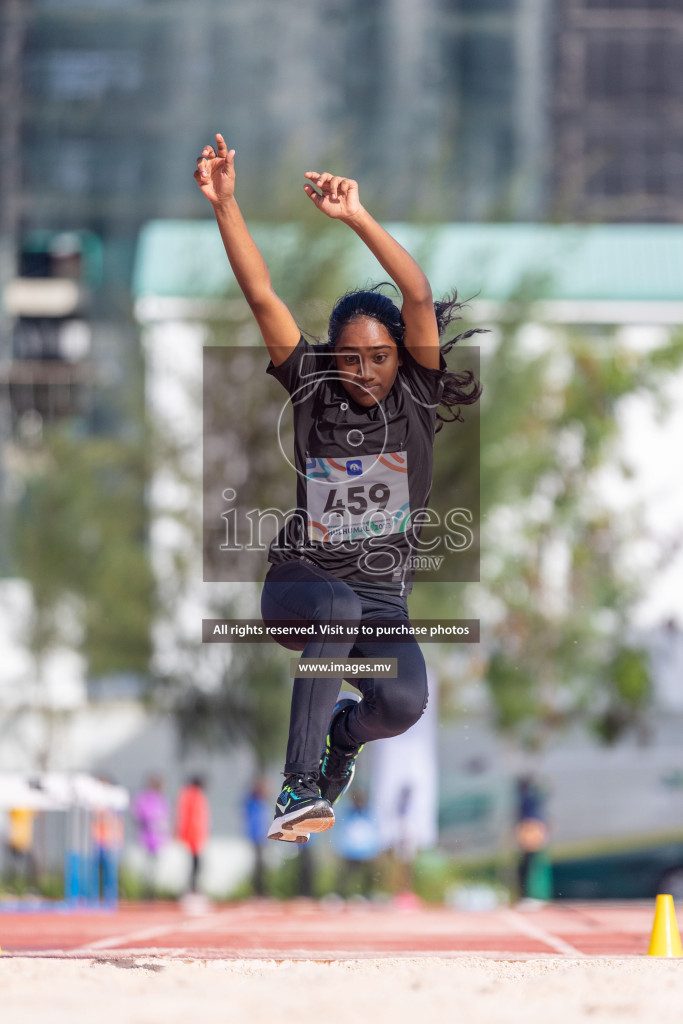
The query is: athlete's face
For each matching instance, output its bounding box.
[333,317,402,408]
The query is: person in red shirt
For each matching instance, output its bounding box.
[176,776,210,893]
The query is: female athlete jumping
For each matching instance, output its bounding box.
[195,135,481,843]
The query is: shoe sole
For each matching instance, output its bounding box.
[267,800,335,844]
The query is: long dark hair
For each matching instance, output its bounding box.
[328,284,484,431]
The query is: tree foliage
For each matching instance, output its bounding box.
[428,306,683,747]
[156,225,683,760]
[11,427,154,677]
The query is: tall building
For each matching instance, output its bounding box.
[3,0,679,268]
[553,0,683,221]
[1,0,681,567]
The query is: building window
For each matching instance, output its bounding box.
[45,49,143,100]
[586,36,680,100]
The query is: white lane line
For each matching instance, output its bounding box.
[76,924,186,951]
[72,906,259,953]
[503,910,585,957]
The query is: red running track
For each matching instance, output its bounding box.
[0,901,657,960]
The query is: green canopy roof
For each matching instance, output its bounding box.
[133,221,683,305]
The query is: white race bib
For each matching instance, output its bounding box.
[306,452,410,543]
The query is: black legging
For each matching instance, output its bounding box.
[189,852,201,893]
[261,560,428,775]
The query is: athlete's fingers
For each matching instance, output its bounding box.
[196,142,216,183]
[304,171,321,182]
[303,175,322,195]
[328,175,343,198]
[219,148,236,172]
[314,171,334,189]
[195,158,210,181]
[303,183,323,206]
[215,133,229,157]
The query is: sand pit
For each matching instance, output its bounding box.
[2,956,683,1024]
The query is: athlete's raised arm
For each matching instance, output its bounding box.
[195,135,300,366]
[303,172,440,369]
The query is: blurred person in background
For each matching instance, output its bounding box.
[132,773,170,898]
[91,777,124,904]
[243,778,270,897]
[515,774,552,906]
[335,788,380,900]
[194,134,482,846]
[5,806,38,891]
[295,843,315,899]
[388,783,421,905]
[176,775,210,895]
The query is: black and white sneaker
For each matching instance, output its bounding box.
[319,692,364,806]
[267,772,334,844]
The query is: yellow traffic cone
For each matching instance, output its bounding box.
[648,894,683,957]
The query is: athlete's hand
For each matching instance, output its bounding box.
[194,134,236,207]
[303,172,362,221]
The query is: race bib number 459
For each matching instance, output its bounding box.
[306,452,410,543]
